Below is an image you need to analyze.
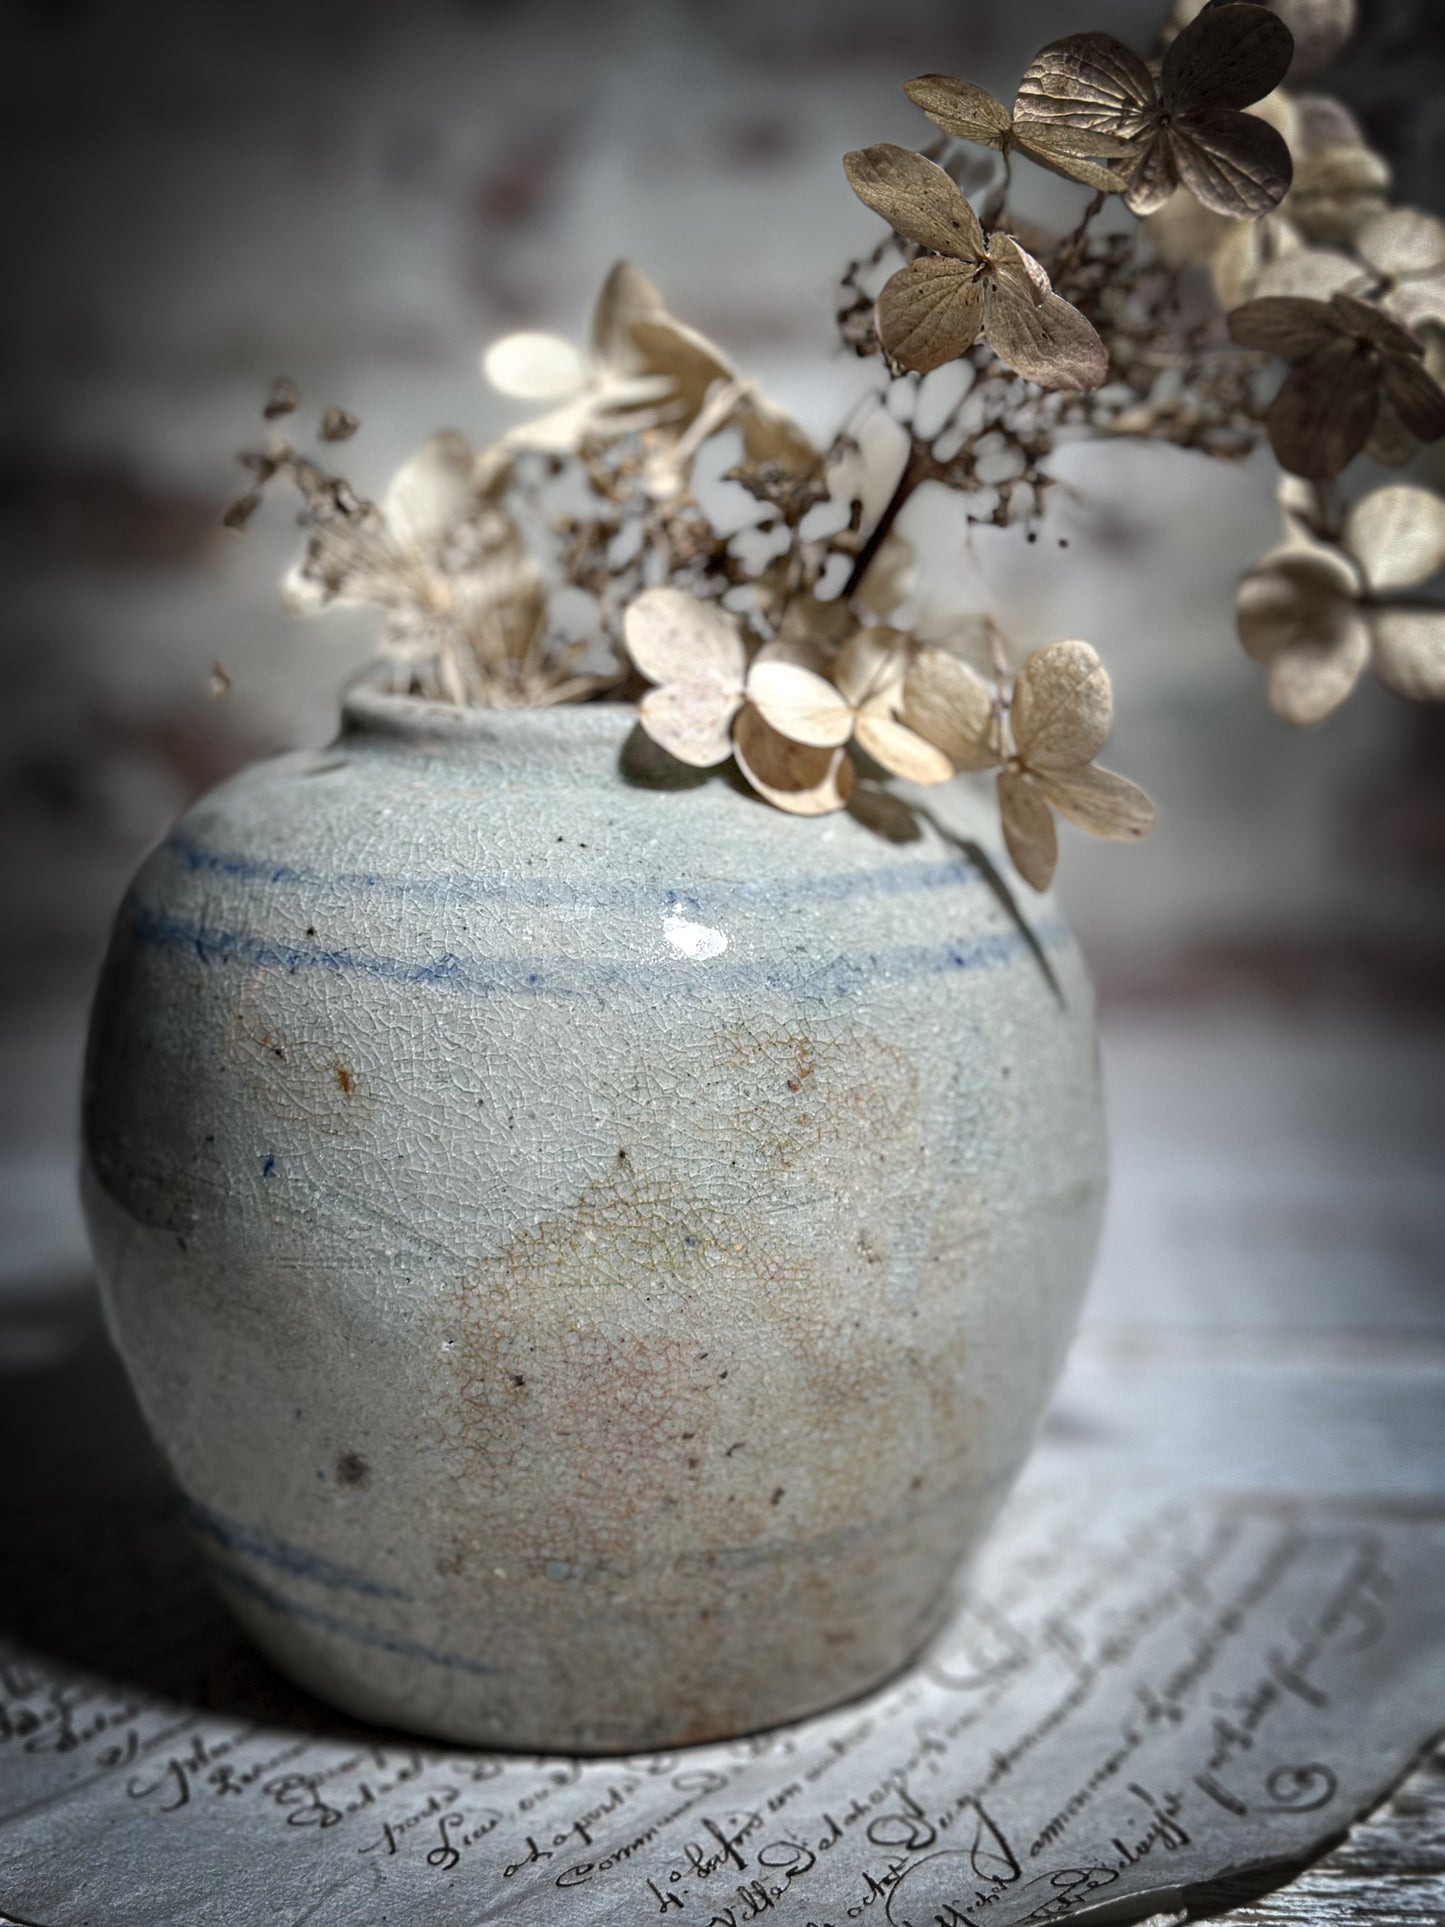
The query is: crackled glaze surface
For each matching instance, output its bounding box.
[81,689,1107,1751]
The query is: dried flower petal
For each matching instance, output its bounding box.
[1235,546,1370,723]
[875,258,986,374]
[1123,135,1182,217]
[1015,35,1155,138]
[624,587,745,688]
[732,705,855,815]
[1356,206,1445,280]
[1365,397,1418,469]
[843,145,984,258]
[1010,640,1113,771]
[1236,545,1361,661]
[1033,764,1157,840]
[745,655,854,747]
[1227,295,1341,357]
[998,770,1059,890]
[639,683,741,768]
[903,648,1000,770]
[1380,351,1445,447]
[1267,341,1380,478]
[1266,626,1370,723]
[853,712,955,784]
[1166,109,1294,220]
[1344,487,1445,594]
[483,333,589,401]
[384,431,477,551]
[1161,4,1293,114]
[1289,142,1390,247]
[1370,610,1445,701]
[983,240,1109,390]
[902,75,1012,148]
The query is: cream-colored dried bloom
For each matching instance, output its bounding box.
[843,145,1108,389]
[1237,484,1445,720]
[484,261,813,478]
[1015,5,1294,220]
[623,587,748,767]
[747,629,954,785]
[1357,207,1445,336]
[905,638,1156,890]
[623,588,853,815]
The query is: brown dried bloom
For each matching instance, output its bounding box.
[1016,5,1294,219]
[843,145,1108,388]
[747,629,955,786]
[901,74,1134,194]
[1237,484,1445,721]
[1228,292,1445,478]
[903,638,1157,890]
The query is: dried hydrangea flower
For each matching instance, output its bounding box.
[272,428,597,709]
[1016,5,1294,219]
[622,587,748,767]
[484,261,813,477]
[843,144,1108,388]
[747,629,955,785]
[904,639,1156,890]
[623,588,854,815]
[1237,485,1445,720]
[1228,292,1445,478]
[902,73,1134,195]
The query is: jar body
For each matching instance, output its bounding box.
[82,693,1106,1751]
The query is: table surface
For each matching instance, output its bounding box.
[0,998,1441,1923]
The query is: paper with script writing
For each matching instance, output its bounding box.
[2,1472,1442,1927]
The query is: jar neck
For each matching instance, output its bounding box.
[339,681,640,779]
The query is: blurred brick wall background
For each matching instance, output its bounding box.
[2,0,1443,1013]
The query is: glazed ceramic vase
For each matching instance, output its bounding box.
[81,684,1107,1752]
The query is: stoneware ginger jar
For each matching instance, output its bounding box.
[82,686,1106,1752]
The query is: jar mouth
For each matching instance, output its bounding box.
[340,677,640,750]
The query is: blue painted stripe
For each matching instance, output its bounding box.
[123,899,1064,1003]
[180,1494,412,1601]
[200,1460,1025,1681]
[203,1557,497,1677]
[162,829,995,915]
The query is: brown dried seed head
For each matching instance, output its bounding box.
[222,491,262,531]
[263,376,300,419]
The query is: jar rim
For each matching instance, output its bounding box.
[340,677,640,749]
